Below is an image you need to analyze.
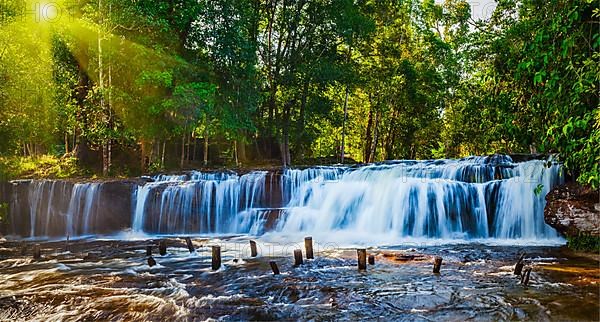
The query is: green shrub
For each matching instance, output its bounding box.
[567,234,600,253]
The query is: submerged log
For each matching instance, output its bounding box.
[294,249,303,266]
[33,244,41,260]
[250,240,258,257]
[212,246,221,271]
[305,237,314,259]
[159,240,167,256]
[514,253,525,275]
[147,256,156,267]
[269,261,280,275]
[357,249,367,270]
[185,237,194,253]
[433,256,443,273]
[368,254,375,265]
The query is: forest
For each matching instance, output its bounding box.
[0,0,598,188]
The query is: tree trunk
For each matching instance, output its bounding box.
[98,0,108,176]
[370,111,379,162]
[237,139,246,164]
[64,132,69,154]
[180,133,186,169]
[106,2,112,175]
[364,103,374,163]
[204,129,209,166]
[281,102,292,167]
[140,140,148,173]
[186,132,191,163]
[161,141,166,167]
[233,140,239,166]
[297,81,308,158]
[341,85,349,163]
[192,133,197,162]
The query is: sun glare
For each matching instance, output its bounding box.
[38,2,60,22]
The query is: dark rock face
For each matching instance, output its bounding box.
[0,181,12,235]
[93,181,135,235]
[545,183,600,237]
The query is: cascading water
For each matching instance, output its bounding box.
[131,171,271,234]
[9,180,104,238]
[274,155,563,242]
[5,155,563,242]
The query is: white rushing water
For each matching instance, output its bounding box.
[12,181,103,238]
[274,156,563,243]
[9,155,564,243]
[131,171,269,234]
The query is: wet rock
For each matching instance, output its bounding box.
[93,181,135,234]
[544,183,600,237]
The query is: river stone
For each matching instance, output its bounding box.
[544,183,600,237]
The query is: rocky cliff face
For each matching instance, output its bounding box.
[545,183,600,237]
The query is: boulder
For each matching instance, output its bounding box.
[544,183,600,237]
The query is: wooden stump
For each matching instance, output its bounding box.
[514,253,525,275]
[185,237,195,253]
[147,256,156,267]
[269,261,280,275]
[250,240,258,257]
[158,240,167,256]
[212,246,221,271]
[20,244,28,256]
[521,267,532,286]
[146,245,152,257]
[294,249,303,266]
[357,249,367,270]
[65,235,70,252]
[433,256,443,273]
[304,237,314,259]
[368,254,375,265]
[32,244,41,260]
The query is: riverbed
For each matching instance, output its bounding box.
[0,237,597,321]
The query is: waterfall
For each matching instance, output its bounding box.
[9,180,103,238]
[131,171,269,234]
[6,155,563,242]
[26,180,70,237]
[65,183,102,236]
[275,156,563,241]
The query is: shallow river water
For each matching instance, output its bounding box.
[0,236,598,321]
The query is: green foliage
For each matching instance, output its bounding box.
[0,155,86,180]
[0,0,596,182]
[567,233,600,253]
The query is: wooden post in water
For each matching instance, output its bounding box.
[159,240,167,256]
[250,240,258,257]
[304,237,314,259]
[514,253,525,275]
[433,256,443,273]
[147,256,156,267]
[212,246,221,270]
[65,235,70,252]
[269,261,280,275]
[185,237,195,253]
[368,254,375,265]
[33,244,41,260]
[146,245,152,257]
[521,267,532,286]
[293,249,303,266]
[357,249,367,270]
